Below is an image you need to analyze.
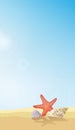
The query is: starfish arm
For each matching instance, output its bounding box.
[40,94,48,104]
[49,98,57,106]
[42,109,48,116]
[33,104,43,109]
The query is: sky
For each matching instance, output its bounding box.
[0,0,75,110]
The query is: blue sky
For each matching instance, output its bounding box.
[0,0,75,110]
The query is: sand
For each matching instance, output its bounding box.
[0,107,75,130]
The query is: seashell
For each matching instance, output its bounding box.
[32,110,42,119]
[49,108,68,118]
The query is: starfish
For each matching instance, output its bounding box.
[33,94,57,116]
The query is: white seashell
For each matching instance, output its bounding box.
[50,108,68,118]
[32,110,41,119]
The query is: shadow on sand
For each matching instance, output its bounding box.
[33,117,68,127]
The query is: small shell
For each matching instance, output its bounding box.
[32,110,42,119]
[50,108,68,118]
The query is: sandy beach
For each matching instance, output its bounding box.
[0,107,75,130]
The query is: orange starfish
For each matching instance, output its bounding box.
[33,94,57,116]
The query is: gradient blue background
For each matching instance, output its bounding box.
[0,0,75,109]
